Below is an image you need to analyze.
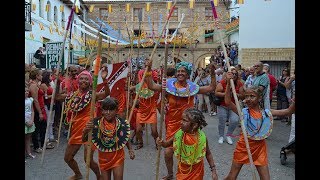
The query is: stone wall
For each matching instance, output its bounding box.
[240,48,295,74]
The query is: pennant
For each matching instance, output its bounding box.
[75,6,79,13]
[29,33,34,39]
[49,26,53,34]
[53,21,58,27]
[108,4,112,13]
[189,0,194,9]
[39,23,44,30]
[45,4,50,12]
[167,1,172,10]
[126,3,130,12]
[89,5,94,13]
[214,0,219,6]
[59,5,63,13]
[237,0,244,4]
[146,2,151,12]
[32,4,36,12]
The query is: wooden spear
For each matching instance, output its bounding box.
[40,0,77,165]
[85,34,103,180]
[127,0,177,125]
[209,0,257,179]
[155,30,169,180]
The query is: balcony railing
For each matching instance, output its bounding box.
[25,2,31,25]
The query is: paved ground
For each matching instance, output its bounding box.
[25,113,295,180]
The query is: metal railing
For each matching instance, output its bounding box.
[25,2,31,24]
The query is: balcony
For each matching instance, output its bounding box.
[25,1,32,31]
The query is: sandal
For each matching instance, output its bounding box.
[134,143,143,150]
[45,143,55,149]
[161,174,173,180]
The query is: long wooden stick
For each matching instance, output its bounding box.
[209,1,257,179]
[155,38,169,180]
[85,34,103,180]
[128,0,177,124]
[56,102,64,148]
[40,1,77,165]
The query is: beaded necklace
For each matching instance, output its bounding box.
[178,130,200,175]
[98,117,120,148]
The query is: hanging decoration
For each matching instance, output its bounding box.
[49,26,53,34]
[214,0,219,6]
[167,1,172,10]
[32,4,36,12]
[237,0,244,4]
[45,4,50,12]
[189,0,194,9]
[29,33,34,40]
[39,23,44,30]
[60,5,64,12]
[126,3,130,12]
[108,4,112,13]
[75,6,79,13]
[89,5,94,13]
[146,2,151,12]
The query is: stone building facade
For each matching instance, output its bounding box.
[83,0,231,69]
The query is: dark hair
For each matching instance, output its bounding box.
[29,69,41,80]
[167,67,176,77]
[101,97,119,110]
[41,70,51,85]
[184,108,207,129]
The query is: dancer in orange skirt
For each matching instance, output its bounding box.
[58,69,110,180]
[157,108,218,180]
[224,72,295,180]
[82,97,135,180]
[145,59,216,180]
[133,69,159,150]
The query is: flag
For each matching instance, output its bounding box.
[60,5,64,12]
[126,3,130,12]
[189,0,194,9]
[96,62,129,116]
[75,6,79,13]
[89,5,94,13]
[45,4,50,12]
[29,33,34,39]
[146,2,151,12]
[32,4,36,11]
[108,4,112,13]
[167,1,172,10]
[39,23,44,30]
[49,26,53,34]
[214,0,219,6]
[237,0,244,4]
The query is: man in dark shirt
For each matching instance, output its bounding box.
[34,47,46,68]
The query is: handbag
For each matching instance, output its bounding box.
[212,94,223,106]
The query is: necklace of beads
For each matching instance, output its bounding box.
[98,117,120,148]
[178,131,199,174]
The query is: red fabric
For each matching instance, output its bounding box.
[220,79,243,107]
[45,86,53,105]
[138,69,158,82]
[268,74,277,99]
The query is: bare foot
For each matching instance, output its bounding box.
[69,174,83,180]
[161,174,173,180]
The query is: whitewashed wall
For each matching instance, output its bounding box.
[25,0,83,68]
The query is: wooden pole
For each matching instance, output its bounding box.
[40,0,77,165]
[56,102,64,148]
[155,40,169,180]
[85,34,103,180]
[209,1,257,179]
[127,0,177,125]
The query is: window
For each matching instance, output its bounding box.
[99,8,108,21]
[54,6,58,25]
[205,30,214,43]
[133,8,142,21]
[171,8,178,21]
[133,29,141,37]
[46,1,51,22]
[39,0,44,18]
[61,12,65,29]
[205,7,212,21]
